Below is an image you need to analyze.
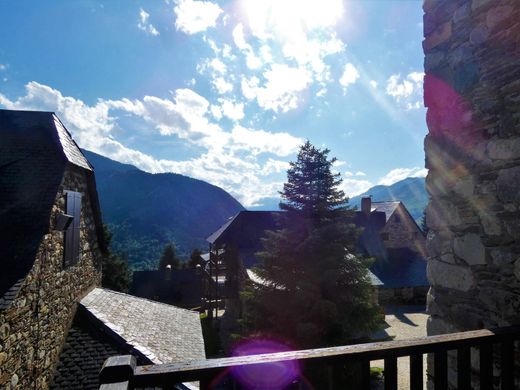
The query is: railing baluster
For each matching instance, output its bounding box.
[433,350,447,390]
[480,343,493,390]
[457,346,471,390]
[384,357,397,390]
[410,353,423,390]
[360,360,370,390]
[500,339,514,390]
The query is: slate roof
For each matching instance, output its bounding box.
[131,269,206,309]
[372,201,400,222]
[0,109,106,304]
[80,288,206,364]
[371,248,429,288]
[207,210,283,247]
[51,307,151,390]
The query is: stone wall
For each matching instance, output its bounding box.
[424,0,520,387]
[0,165,102,390]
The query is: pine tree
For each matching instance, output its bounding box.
[187,248,204,269]
[101,225,132,292]
[158,243,181,270]
[241,141,380,348]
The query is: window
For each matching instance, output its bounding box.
[394,215,401,223]
[381,232,389,241]
[64,190,82,266]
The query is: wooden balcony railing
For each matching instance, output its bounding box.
[99,326,520,390]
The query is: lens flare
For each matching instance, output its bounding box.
[230,339,301,389]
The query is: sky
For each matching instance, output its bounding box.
[0,0,427,208]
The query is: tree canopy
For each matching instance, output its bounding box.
[240,141,380,348]
[101,224,132,292]
[158,243,182,270]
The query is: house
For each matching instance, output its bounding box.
[354,197,428,303]
[0,109,106,389]
[0,109,205,390]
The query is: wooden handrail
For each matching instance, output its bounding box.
[100,326,520,389]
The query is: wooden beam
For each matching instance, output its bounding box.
[129,326,520,388]
[409,353,423,390]
[457,346,471,390]
[500,339,514,390]
[384,356,397,390]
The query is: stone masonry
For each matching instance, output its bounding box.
[0,165,102,390]
[423,0,520,387]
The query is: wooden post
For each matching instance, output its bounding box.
[99,355,136,390]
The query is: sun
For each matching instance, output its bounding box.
[241,0,344,42]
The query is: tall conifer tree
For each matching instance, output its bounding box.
[241,141,380,348]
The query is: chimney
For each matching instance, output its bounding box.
[361,196,372,216]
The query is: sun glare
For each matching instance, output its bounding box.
[242,0,344,41]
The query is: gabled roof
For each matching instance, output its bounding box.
[0,109,105,303]
[207,210,283,247]
[80,288,205,364]
[372,201,400,222]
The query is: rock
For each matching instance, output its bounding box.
[424,21,452,51]
[514,258,520,280]
[453,233,486,265]
[427,259,475,291]
[497,166,520,203]
[453,3,471,24]
[487,137,520,160]
[427,315,455,336]
[472,0,493,11]
[486,6,513,30]
[470,25,489,45]
[10,374,18,388]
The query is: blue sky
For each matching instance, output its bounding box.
[0,0,427,207]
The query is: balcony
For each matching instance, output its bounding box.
[99,325,520,390]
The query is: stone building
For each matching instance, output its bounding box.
[354,197,429,303]
[0,109,106,389]
[0,109,207,390]
[423,0,520,387]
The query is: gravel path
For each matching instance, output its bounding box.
[371,305,428,389]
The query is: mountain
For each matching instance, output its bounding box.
[349,177,428,223]
[83,150,245,270]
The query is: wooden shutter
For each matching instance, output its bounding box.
[64,190,82,266]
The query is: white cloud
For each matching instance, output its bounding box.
[219,99,244,121]
[378,167,426,186]
[0,81,304,207]
[386,71,424,110]
[339,63,360,90]
[232,24,263,70]
[369,80,377,88]
[138,8,160,36]
[174,0,223,34]
[0,64,7,71]
[213,77,233,94]
[341,178,373,197]
[230,125,302,156]
[241,64,311,112]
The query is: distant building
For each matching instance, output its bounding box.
[355,197,428,303]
